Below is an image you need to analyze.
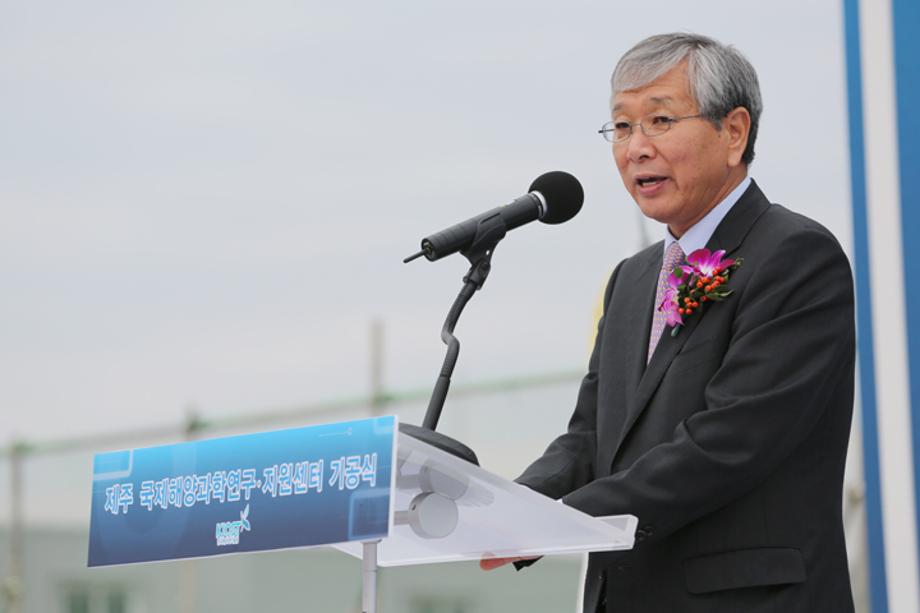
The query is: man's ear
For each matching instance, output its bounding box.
[724,107,751,167]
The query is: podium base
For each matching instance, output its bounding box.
[362,540,379,613]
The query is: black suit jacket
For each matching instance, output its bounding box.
[517,181,856,612]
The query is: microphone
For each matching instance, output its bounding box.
[404,171,584,263]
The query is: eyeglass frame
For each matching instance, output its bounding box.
[598,113,707,143]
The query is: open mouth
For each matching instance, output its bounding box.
[636,176,668,187]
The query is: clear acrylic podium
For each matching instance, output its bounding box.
[333,430,636,612]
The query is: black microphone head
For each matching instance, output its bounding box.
[529,171,584,224]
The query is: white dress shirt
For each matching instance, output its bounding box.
[663,175,752,257]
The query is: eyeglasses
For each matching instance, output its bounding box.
[598,114,704,143]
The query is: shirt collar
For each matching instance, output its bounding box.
[664,175,752,256]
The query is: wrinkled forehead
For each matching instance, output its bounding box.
[611,64,696,116]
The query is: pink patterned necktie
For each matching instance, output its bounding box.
[647,241,685,363]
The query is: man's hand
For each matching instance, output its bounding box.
[479,555,540,571]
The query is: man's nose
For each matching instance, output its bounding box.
[625,127,656,163]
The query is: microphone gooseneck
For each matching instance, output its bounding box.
[402,171,583,456]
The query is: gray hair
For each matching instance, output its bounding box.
[612,33,763,165]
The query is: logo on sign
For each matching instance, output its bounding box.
[215,504,251,546]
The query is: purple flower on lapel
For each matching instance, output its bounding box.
[659,286,684,328]
[682,248,735,277]
[659,248,743,336]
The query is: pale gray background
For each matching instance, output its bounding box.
[0,0,850,444]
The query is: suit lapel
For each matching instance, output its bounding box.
[610,181,773,462]
[595,245,660,475]
[622,248,661,396]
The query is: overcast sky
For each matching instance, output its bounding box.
[0,0,851,446]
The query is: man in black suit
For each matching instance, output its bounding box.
[483,33,856,612]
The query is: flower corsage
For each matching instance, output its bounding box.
[659,248,743,336]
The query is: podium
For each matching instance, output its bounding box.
[87,416,633,613]
[333,429,636,612]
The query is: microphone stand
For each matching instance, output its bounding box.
[399,211,510,465]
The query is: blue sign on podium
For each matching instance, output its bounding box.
[88,416,396,566]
